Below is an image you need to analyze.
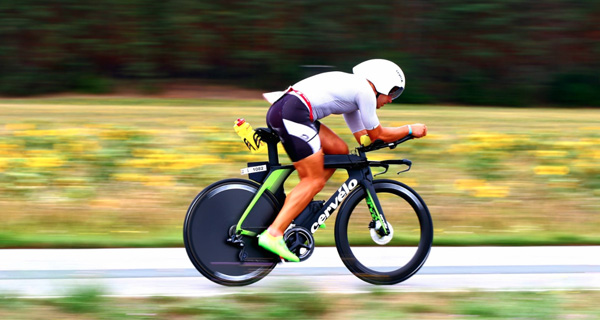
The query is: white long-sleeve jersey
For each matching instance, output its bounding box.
[263,71,380,133]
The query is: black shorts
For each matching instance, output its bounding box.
[266,94,321,162]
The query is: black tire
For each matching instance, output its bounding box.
[334,179,433,285]
[183,179,281,286]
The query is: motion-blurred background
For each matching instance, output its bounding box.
[2,1,600,106]
[0,1,598,248]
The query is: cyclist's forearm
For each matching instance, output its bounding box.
[381,126,411,142]
[366,125,411,143]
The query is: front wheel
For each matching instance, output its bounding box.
[335,180,433,285]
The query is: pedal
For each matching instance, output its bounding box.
[238,248,248,262]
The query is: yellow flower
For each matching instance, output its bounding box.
[579,126,600,131]
[188,125,221,133]
[112,173,175,187]
[5,123,36,130]
[25,156,64,168]
[122,159,157,168]
[0,143,22,157]
[113,173,148,182]
[454,179,510,198]
[166,155,223,169]
[13,129,53,137]
[553,141,594,150]
[534,150,568,158]
[143,175,175,187]
[0,158,9,172]
[131,149,166,158]
[122,154,223,170]
[534,166,570,175]
[454,179,487,191]
[472,185,510,198]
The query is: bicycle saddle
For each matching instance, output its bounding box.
[255,127,281,145]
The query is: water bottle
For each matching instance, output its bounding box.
[234,118,263,153]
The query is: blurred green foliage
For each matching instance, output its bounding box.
[52,286,107,314]
[1,1,599,106]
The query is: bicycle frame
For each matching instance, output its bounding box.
[235,152,395,238]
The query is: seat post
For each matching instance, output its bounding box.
[255,128,281,166]
[267,141,279,165]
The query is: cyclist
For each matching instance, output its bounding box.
[259,59,427,262]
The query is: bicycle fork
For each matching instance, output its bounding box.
[361,170,391,237]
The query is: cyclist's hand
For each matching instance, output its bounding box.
[411,124,427,138]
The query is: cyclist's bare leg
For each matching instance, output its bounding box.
[268,124,348,236]
[318,123,349,180]
[268,150,327,236]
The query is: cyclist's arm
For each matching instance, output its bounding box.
[353,124,427,144]
[351,90,427,144]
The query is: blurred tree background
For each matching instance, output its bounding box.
[1,0,599,106]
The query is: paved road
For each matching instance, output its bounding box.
[1,247,599,297]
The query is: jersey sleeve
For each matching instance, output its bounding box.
[355,90,380,130]
[343,110,366,133]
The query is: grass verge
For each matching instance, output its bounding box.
[1,285,599,319]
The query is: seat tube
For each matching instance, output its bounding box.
[235,167,294,236]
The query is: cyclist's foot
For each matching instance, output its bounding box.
[258,230,300,262]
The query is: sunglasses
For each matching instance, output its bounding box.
[376,86,404,100]
[387,86,404,100]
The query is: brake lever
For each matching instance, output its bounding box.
[373,164,390,177]
[397,159,412,174]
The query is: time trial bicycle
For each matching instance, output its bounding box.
[183,127,433,286]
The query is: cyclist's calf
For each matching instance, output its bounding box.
[302,175,327,195]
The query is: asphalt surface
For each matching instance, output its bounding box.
[1,246,599,297]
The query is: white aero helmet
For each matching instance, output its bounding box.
[352,59,405,100]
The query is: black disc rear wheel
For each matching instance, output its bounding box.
[183,179,281,286]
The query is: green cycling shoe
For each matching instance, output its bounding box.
[258,230,300,262]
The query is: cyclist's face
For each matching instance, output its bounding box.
[367,80,393,109]
[376,93,393,109]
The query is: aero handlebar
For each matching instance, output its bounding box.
[357,135,414,153]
